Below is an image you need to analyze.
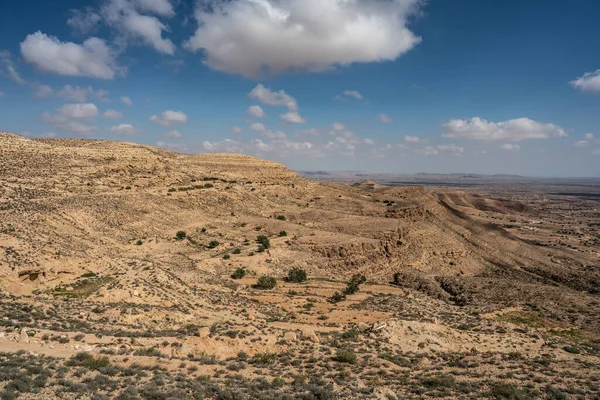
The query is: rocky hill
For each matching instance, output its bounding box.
[0,131,598,399]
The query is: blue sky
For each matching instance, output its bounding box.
[1,0,599,177]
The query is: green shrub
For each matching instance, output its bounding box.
[136,240,143,246]
[232,248,242,254]
[490,382,524,399]
[279,231,287,237]
[563,345,580,354]
[286,268,307,283]
[255,275,277,290]
[422,374,455,389]
[276,215,286,221]
[231,268,246,280]
[256,235,270,249]
[207,240,220,249]
[223,254,231,260]
[334,349,357,364]
[343,274,366,295]
[328,292,346,303]
[67,352,111,370]
[175,231,187,241]
[204,183,214,188]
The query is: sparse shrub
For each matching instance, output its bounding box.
[125,186,131,190]
[232,248,241,254]
[563,345,580,354]
[286,268,307,283]
[341,329,359,339]
[67,353,111,370]
[256,235,270,249]
[254,275,276,290]
[490,382,525,399]
[343,274,366,295]
[276,215,286,221]
[328,292,346,303]
[223,254,230,260]
[257,245,266,253]
[334,349,357,364]
[80,272,96,278]
[207,240,220,249]
[279,231,287,237]
[175,231,187,241]
[204,183,214,188]
[231,268,246,280]
[422,374,455,389]
[135,240,143,246]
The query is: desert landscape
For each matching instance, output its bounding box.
[0,131,598,399]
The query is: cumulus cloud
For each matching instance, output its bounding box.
[281,111,306,124]
[150,110,187,126]
[247,105,266,118]
[363,138,374,145]
[121,96,133,105]
[165,130,182,138]
[69,0,176,55]
[156,141,187,151]
[585,133,595,140]
[231,126,243,134]
[104,109,123,120]
[442,117,567,142]
[570,69,600,92]
[42,103,98,135]
[33,85,53,99]
[58,85,109,102]
[20,32,121,79]
[109,123,139,135]
[248,84,298,111]
[59,103,99,119]
[184,0,422,78]
[377,113,392,123]
[574,140,590,148]
[404,135,426,143]
[500,143,521,152]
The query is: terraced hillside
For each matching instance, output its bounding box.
[0,132,598,399]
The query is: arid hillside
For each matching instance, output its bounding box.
[0,131,598,399]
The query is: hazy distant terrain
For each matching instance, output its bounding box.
[1,132,599,399]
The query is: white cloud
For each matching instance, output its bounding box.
[363,138,374,145]
[58,103,99,119]
[500,143,521,152]
[156,141,187,151]
[248,84,298,111]
[281,111,306,124]
[437,144,464,156]
[150,110,187,126]
[67,9,102,34]
[404,135,426,143]
[184,0,422,78]
[203,139,247,153]
[33,85,53,99]
[574,140,590,148]
[103,109,123,120]
[250,122,267,132]
[592,149,600,156]
[41,102,98,135]
[121,96,133,105]
[414,144,464,156]
[20,31,121,79]
[165,130,182,138]
[247,105,266,118]
[442,117,567,142]
[0,50,26,84]
[585,133,595,140]
[377,113,392,123]
[109,123,139,135]
[73,0,177,55]
[337,90,364,101]
[58,85,109,102]
[332,122,345,131]
[570,69,600,92]
[295,128,320,138]
[231,126,243,134]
